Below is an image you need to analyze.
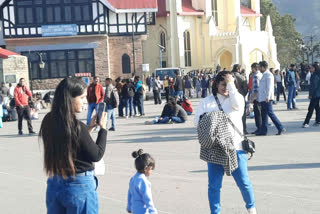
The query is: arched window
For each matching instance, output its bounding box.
[160,32,166,52]
[122,54,131,74]
[184,31,191,67]
[211,0,218,26]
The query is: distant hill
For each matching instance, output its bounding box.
[272,0,320,36]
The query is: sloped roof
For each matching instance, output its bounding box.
[104,0,158,13]
[0,48,20,59]
[241,6,262,17]
[157,0,169,17]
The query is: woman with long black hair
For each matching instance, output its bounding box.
[302,62,320,128]
[39,77,108,214]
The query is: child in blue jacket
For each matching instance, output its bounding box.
[127,149,157,214]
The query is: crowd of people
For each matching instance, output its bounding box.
[1,60,320,214]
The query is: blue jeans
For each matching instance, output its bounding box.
[287,86,296,109]
[175,91,183,101]
[87,103,98,125]
[202,88,208,98]
[46,172,98,214]
[260,101,283,134]
[187,111,192,115]
[171,116,185,123]
[154,116,170,124]
[106,104,115,129]
[126,97,134,117]
[207,151,255,214]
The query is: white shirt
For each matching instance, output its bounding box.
[275,74,282,83]
[306,72,311,85]
[258,70,275,102]
[194,82,244,150]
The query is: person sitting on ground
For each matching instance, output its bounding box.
[181,96,193,115]
[145,97,188,124]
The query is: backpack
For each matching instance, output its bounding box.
[127,87,135,97]
[110,89,119,108]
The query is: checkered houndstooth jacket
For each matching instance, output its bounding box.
[197,111,238,176]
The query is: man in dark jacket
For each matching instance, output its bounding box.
[232,64,249,134]
[174,71,184,101]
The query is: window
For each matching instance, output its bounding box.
[146,12,156,25]
[160,32,166,52]
[241,0,251,8]
[14,0,93,26]
[122,54,131,74]
[211,0,218,26]
[22,49,94,80]
[184,31,191,67]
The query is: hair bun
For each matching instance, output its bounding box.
[132,149,144,158]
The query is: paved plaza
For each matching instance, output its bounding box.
[0,92,320,214]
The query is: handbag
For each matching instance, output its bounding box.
[214,95,255,160]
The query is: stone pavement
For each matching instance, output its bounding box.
[0,92,319,214]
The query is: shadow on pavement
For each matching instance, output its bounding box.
[189,163,320,173]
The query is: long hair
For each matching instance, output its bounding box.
[312,62,320,75]
[212,71,232,95]
[39,77,87,178]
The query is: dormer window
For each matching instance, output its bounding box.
[241,0,251,8]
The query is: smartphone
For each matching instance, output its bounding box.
[96,102,106,124]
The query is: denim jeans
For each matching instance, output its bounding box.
[153,116,170,124]
[207,151,255,214]
[126,97,134,116]
[106,104,115,129]
[171,116,185,123]
[175,91,183,101]
[260,101,284,134]
[202,88,208,98]
[186,111,192,115]
[46,172,99,214]
[287,86,296,109]
[135,94,144,115]
[87,103,98,125]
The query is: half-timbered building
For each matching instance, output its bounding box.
[0,0,157,90]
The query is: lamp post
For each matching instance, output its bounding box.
[28,51,45,92]
[157,44,165,68]
[131,14,136,76]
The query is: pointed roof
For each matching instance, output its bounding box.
[103,0,158,13]
[241,6,262,17]
[0,48,20,59]
[265,15,273,33]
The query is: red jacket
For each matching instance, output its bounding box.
[14,85,32,106]
[87,83,105,104]
[182,100,193,113]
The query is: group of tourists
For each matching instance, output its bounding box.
[3,59,320,214]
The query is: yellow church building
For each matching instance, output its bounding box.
[143,0,280,74]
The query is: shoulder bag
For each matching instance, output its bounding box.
[214,94,256,160]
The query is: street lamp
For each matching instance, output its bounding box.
[28,51,46,92]
[157,44,165,68]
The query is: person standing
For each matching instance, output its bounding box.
[184,76,193,98]
[232,64,249,134]
[249,63,263,134]
[1,82,9,101]
[14,78,36,135]
[86,77,105,125]
[285,64,297,110]
[151,76,162,105]
[134,76,145,116]
[200,75,209,98]
[195,71,257,214]
[124,79,136,118]
[104,78,119,131]
[39,77,108,214]
[275,70,286,102]
[163,76,170,103]
[146,74,151,92]
[174,71,184,101]
[302,62,320,128]
[256,61,285,136]
[115,77,124,118]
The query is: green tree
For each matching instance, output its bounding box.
[260,0,302,68]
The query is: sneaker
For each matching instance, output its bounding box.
[18,131,23,135]
[108,127,115,131]
[247,207,257,214]
[302,124,309,128]
[276,128,286,135]
[126,116,129,119]
[29,131,36,135]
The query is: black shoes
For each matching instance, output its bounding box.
[18,131,23,135]
[108,127,115,131]
[276,128,286,135]
[29,131,37,135]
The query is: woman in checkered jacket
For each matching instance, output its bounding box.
[194,71,257,214]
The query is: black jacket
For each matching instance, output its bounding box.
[174,76,184,91]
